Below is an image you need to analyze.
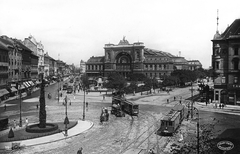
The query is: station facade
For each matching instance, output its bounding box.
[86,37,180,79]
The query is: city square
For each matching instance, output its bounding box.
[0,1,240,154]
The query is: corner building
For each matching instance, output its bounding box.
[86,38,175,78]
[212,19,240,105]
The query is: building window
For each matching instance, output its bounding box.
[234,47,238,55]
[232,58,239,70]
[215,61,219,69]
[234,77,238,83]
[221,77,225,84]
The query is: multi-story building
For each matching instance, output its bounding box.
[0,40,9,100]
[53,60,58,76]
[212,18,240,105]
[49,55,55,77]
[187,60,202,71]
[0,36,22,86]
[86,38,177,78]
[80,60,86,73]
[56,60,66,76]
[172,56,189,70]
[23,35,45,78]
[31,53,39,81]
[15,40,32,82]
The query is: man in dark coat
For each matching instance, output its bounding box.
[77,147,83,154]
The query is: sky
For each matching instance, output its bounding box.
[1,0,240,69]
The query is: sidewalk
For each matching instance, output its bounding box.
[196,101,240,116]
[0,120,93,150]
[0,80,59,107]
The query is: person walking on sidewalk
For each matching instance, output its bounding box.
[4,104,7,111]
[13,120,16,129]
[25,118,29,126]
[77,147,83,154]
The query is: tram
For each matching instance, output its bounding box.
[111,94,139,116]
[158,104,185,135]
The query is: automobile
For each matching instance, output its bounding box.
[66,86,73,94]
[63,83,68,90]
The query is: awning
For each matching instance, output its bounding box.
[10,87,17,92]
[29,81,35,86]
[18,85,25,90]
[36,81,41,85]
[0,89,9,97]
[23,82,29,88]
[27,81,33,86]
[26,81,31,87]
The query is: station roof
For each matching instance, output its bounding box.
[144,48,175,57]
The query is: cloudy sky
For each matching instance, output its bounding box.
[1,0,240,68]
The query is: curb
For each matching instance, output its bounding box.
[0,120,94,150]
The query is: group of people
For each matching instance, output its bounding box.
[215,103,225,109]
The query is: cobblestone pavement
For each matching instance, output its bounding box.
[1,82,240,154]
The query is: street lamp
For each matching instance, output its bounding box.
[64,95,69,136]
[190,81,195,118]
[58,76,60,103]
[83,86,86,121]
[194,107,200,154]
[18,72,22,127]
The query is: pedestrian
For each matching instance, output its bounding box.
[13,120,16,128]
[4,104,6,111]
[174,96,176,101]
[77,147,83,154]
[219,103,221,109]
[206,101,208,106]
[25,118,28,126]
[86,102,88,111]
[36,104,39,109]
[148,148,155,154]
[103,95,105,100]
[179,100,181,104]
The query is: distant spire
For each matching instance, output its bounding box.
[216,9,219,33]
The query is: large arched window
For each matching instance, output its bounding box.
[232,57,239,70]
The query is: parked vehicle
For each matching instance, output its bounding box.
[63,83,68,90]
[158,104,185,135]
[67,86,73,94]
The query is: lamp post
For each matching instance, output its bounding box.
[83,87,85,121]
[190,81,195,118]
[64,95,69,136]
[194,107,200,154]
[58,76,60,103]
[18,73,22,127]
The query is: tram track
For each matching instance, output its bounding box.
[120,111,162,154]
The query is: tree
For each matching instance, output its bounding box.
[103,73,127,93]
[80,74,90,90]
[126,73,147,81]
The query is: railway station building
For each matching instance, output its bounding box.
[86,37,202,80]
